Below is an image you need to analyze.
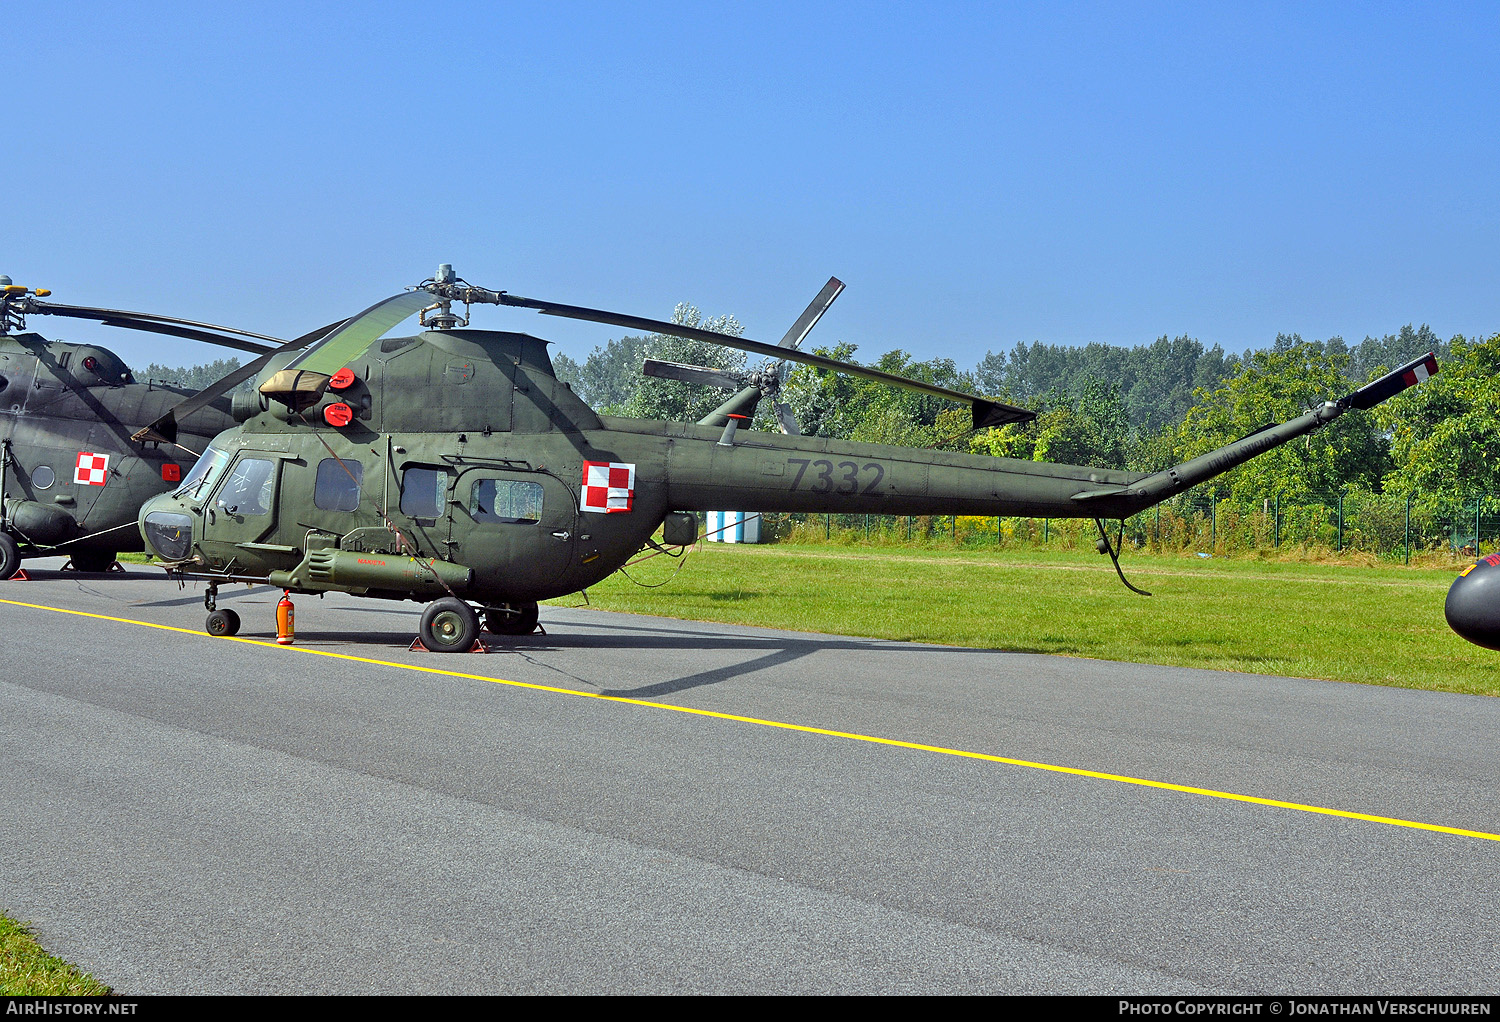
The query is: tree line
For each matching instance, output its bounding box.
[134,318,1497,512]
[553,315,1494,511]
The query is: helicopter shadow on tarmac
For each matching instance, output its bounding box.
[486,616,1008,700]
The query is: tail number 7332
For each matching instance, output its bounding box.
[786,458,885,495]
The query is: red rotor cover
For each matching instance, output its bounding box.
[323,402,354,427]
[329,367,357,390]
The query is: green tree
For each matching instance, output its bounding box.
[782,347,979,449]
[969,379,1132,468]
[1168,342,1390,501]
[781,342,864,439]
[1378,333,1500,506]
[622,304,747,422]
[973,335,1238,431]
[553,334,654,412]
[133,358,251,392]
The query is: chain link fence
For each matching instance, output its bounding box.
[732,491,1499,562]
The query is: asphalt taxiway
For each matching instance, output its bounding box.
[2,559,1497,994]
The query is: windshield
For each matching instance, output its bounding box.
[174,445,232,501]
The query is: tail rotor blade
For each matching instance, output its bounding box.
[642,359,748,391]
[775,277,844,351]
[774,401,801,436]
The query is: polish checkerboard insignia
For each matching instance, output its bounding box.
[581,461,635,513]
[75,451,109,486]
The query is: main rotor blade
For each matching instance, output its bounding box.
[281,291,435,376]
[131,318,347,444]
[642,359,748,391]
[26,301,284,353]
[466,289,1034,429]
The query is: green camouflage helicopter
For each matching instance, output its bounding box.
[135,266,1439,650]
[0,278,339,578]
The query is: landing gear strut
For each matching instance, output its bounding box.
[202,582,241,636]
[484,601,540,636]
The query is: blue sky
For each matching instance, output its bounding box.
[7,1,1498,373]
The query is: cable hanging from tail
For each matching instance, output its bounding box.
[1095,518,1151,597]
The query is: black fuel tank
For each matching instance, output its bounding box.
[1446,553,1500,651]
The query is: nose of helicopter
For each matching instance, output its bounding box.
[1445,554,1500,651]
[139,492,195,562]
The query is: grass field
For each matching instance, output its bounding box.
[550,542,1498,696]
[0,915,109,996]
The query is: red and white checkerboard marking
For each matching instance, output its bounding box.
[75,451,109,486]
[581,460,635,513]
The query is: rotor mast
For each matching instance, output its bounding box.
[419,264,468,330]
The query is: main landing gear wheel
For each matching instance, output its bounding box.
[205,608,241,637]
[484,601,539,636]
[419,598,481,652]
[0,533,20,580]
[68,549,116,573]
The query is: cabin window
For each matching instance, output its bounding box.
[400,466,448,518]
[33,465,55,489]
[176,446,231,500]
[315,458,363,512]
[469,479,543,525]
[216,458,275,516]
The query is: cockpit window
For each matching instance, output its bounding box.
[214,457,275,516]
[174,446,231,500]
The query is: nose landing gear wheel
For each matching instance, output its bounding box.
[484,601,540,636]
[419,598,481,652]
[205,608,241,637]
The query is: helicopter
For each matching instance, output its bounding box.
[0,279,345,578]
[1446,553,1500,650]
[133,265,1443,651]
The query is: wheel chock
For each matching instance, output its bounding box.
[408,637,490,653]
[60,559,125,573]
[3,569,32,582]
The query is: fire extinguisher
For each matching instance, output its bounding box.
[276,591,295,645]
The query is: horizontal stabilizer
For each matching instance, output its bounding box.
[1070,487,1132,502]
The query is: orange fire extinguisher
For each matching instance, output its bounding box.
[276,591,295,645]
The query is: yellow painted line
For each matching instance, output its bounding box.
[4,594,1499,844]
